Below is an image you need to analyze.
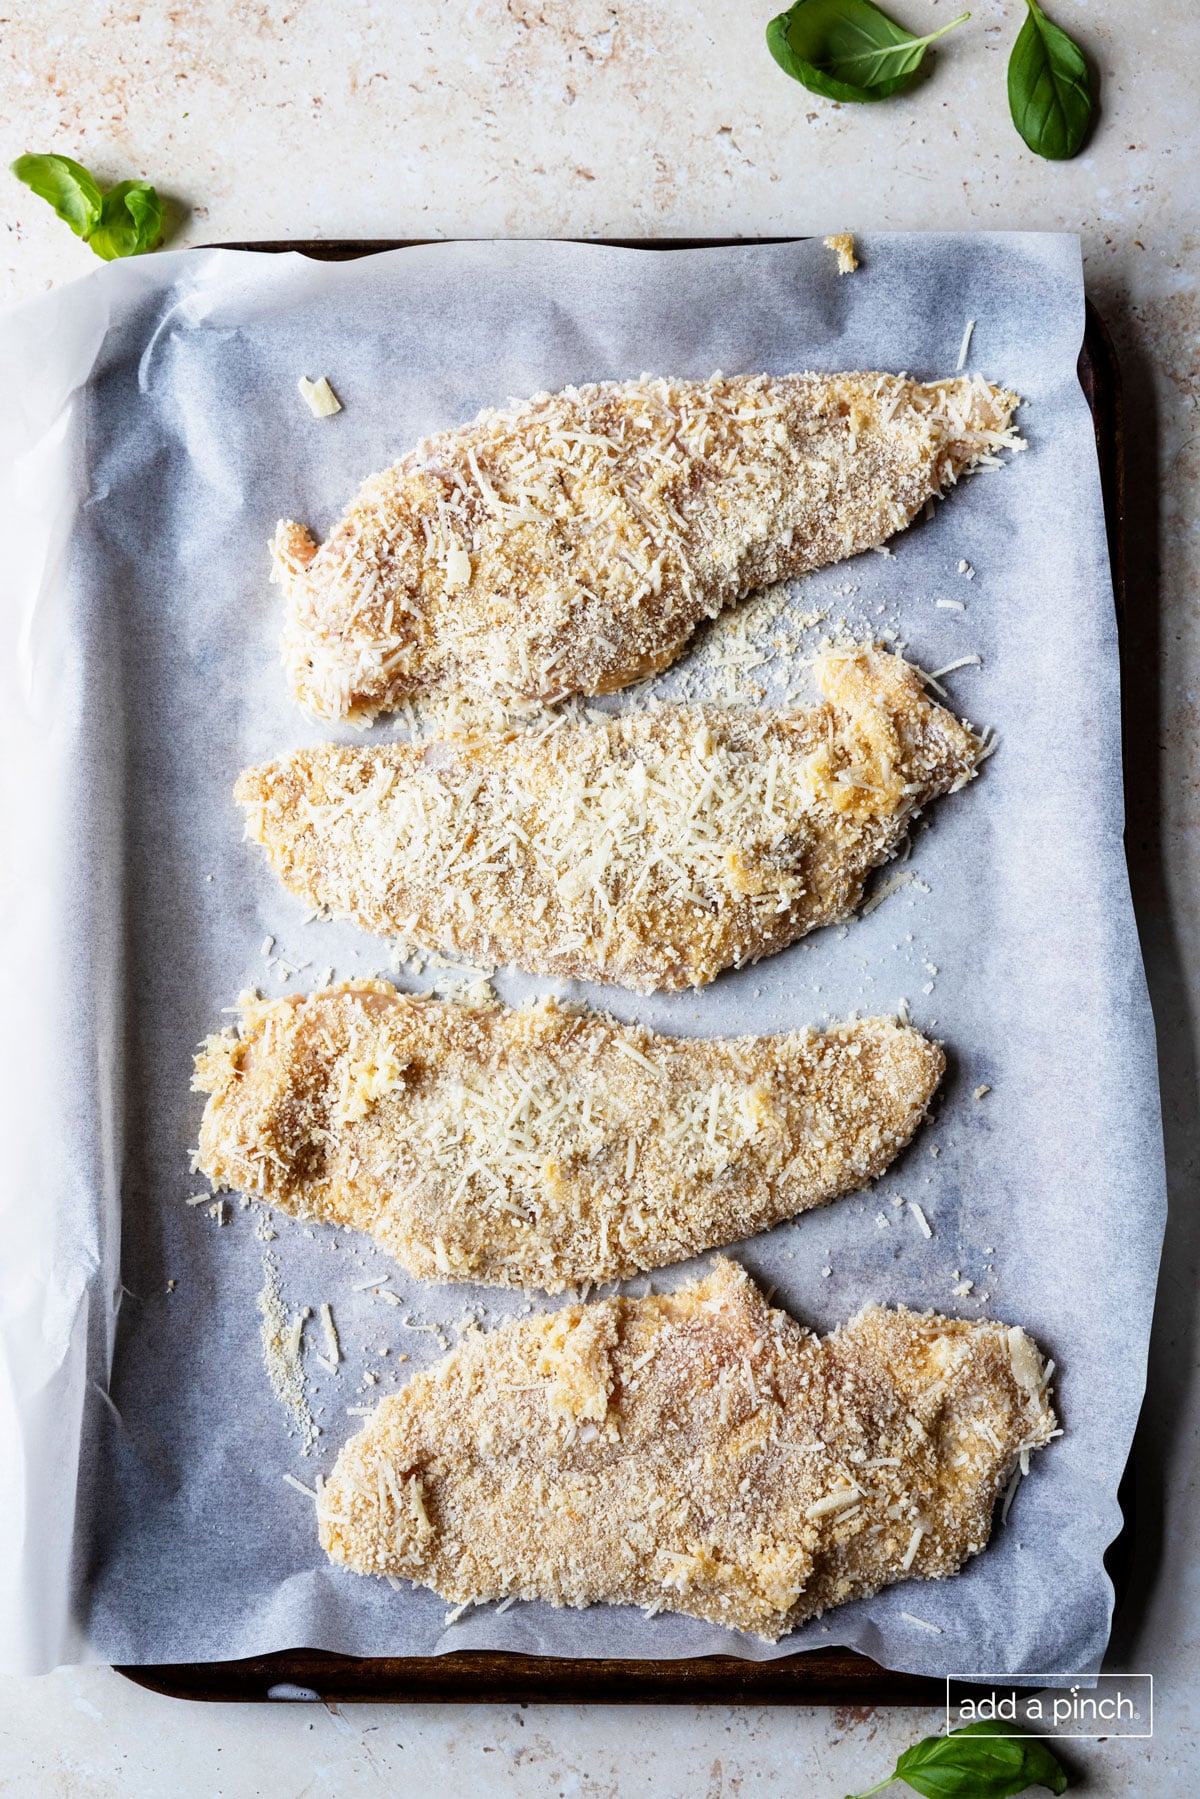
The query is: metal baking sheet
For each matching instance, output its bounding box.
[0,234,1163,1679]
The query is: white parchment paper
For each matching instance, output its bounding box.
[0,235,1165,1675]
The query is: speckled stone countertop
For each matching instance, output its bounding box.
[2,3,1197,1792]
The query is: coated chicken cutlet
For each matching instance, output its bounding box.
[273,370,1021,720]
[317,1258,1057,1640]
[237,648,980,993]
[193,984,943,1291]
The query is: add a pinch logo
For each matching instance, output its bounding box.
[947,1674,1153,1739]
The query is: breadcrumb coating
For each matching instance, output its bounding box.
[237,648,980,993]
[317,1258,1057,1640]
[193,984,943,1292]
[824,234,859,276]
[272,370,1021,720]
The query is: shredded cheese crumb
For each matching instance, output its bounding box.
[445,542,472,588]
[907,1200,933,1239]
[806,1487,861,1519]
[956,319,976,372]
[928,655,982,680]
[900,1524,925,1569]
[861,868,914,917]
[320,1301,341,1365]
[298,375,342,418]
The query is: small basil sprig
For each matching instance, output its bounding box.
[1007,0,1093,160]
[766,0,969,105]
[86,180,164,261]
[11,153,163,259]
[848,1719,1069,1798]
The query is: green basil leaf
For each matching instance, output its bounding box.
[85,179,163,261]
[767,0,968,104]
[1007,0,1093,160]
[10,152,103,239]
[893,1720,1069,1798]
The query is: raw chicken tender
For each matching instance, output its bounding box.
[193,984,943,1291]
[273,370,1020,718]
[318,1259,1057,1640]
[237,648,981,992]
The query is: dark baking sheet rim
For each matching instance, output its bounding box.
[115,240,1126,1704]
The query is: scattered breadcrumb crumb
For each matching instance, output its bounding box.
[824,233,859,275]
[258,1255,319,1453]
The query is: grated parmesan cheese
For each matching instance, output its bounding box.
[900,1610,942,1634]
[907,1200,933,1239]
[928,655,982,680]
[900,1524,925,1569]
[297,375,342,418]
[956,319,976,372]
[806,1487,861,1520]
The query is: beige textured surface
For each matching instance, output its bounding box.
[2,0,1196,1790]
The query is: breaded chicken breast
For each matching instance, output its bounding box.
[273,371,1021,720]
[237,648,980,993]
[317,1259,1057,1640]
[193,984,943,1292]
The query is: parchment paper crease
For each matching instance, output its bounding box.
[0,235,1165,1675]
